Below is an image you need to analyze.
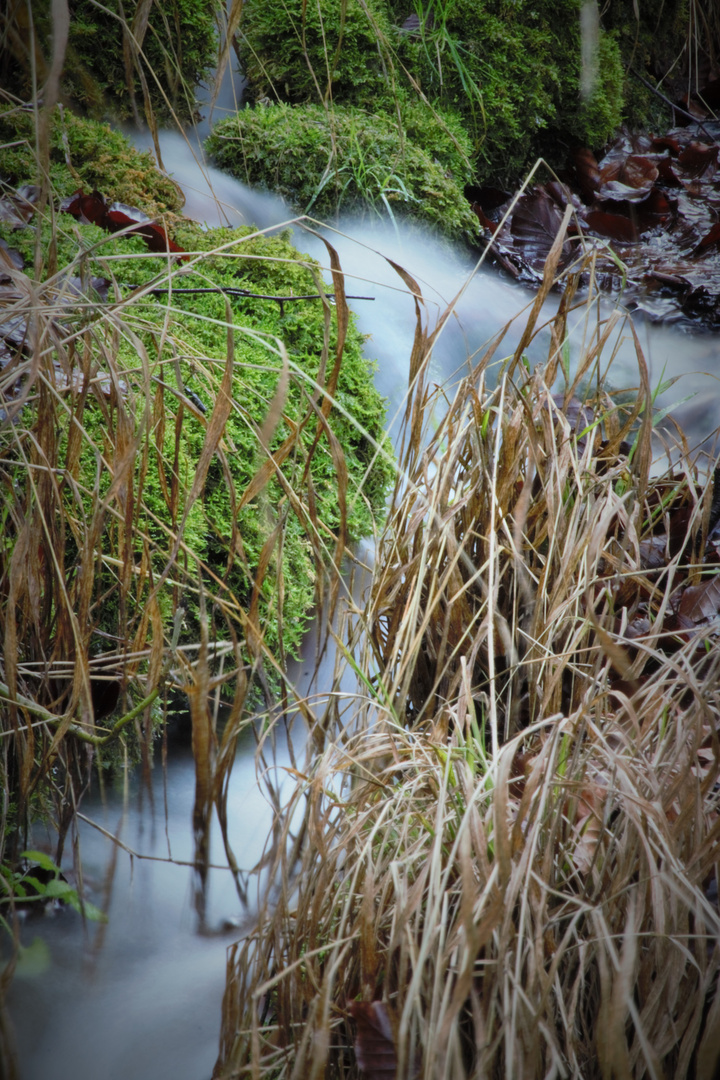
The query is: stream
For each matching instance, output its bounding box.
[5,77,720,1080]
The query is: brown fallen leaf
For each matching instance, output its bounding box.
[350,1000,398,1080]
[678,576,720,624]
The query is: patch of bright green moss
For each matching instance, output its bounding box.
[0,216,393,661]
[0,106,182,215]
[237,0,625,185]
[238,0,393,107]
[206,103,478,241]
[388,0,625,180]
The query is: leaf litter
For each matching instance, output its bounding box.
[468,100,720,327]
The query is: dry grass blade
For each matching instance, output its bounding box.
[214,245,720,1080]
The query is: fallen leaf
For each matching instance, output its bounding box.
[678,576,720,624]
[510,189,569,266]
[350,1000,398,1080]
[585,209,639,243]
[598,154,658,202]
[677,141,719,179]
[572,147,601,203]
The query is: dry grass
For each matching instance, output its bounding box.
[214,247,720,1079]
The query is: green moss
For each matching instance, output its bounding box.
[0,217,393,662]
[238,0,394,107]
[390,0,624,180]
[601,0,691,129]
[206,103,478,241]
[1,0,220,124]
[236,0,625,185]
[0,106,182,215]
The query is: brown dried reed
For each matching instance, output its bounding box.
[214,250,720,1079]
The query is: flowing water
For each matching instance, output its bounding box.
[6,80,720,1080]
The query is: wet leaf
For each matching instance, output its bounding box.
[677,141,719,179]
[62,189,109,226]
[585,210,639,243]
[572,146,601,203]
[0,239,24,280]
[61,188,187,258]
[0,184,39,226]
[350,1001,398,1080]
[598,154,658,202]
[650,135,683,155]
[510,189,568,266]
[678,576,720,623]
[694,222,720,254]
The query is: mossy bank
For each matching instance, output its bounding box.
[0,126,393,667]
[0,0,220,124]
[230,0,626,188]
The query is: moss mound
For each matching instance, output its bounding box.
[0,0,219,125]
[239,0,393,108]
[206,102,478,240]
[0,214,393,662]
[0,106,182,215]
[389,0,624,180]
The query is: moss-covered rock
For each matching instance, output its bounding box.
[0,215,393,662]
[238,0,393,107]
[0,106,182,215]
[206,102,478,240]
[389,0,624,179]
[0,0,219,124]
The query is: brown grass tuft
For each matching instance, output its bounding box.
[215,253,720,1080]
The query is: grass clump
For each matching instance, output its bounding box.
[0,188,392,877]
[206,102,478,241]
[214,243,720,1078]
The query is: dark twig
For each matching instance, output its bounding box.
[139,285,375,317]
[629,68,717,142]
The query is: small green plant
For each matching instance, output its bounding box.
[1,851,106,922]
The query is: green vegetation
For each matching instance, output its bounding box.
[0,130,393,886]
[390,0,624,178]
[0,105,182,215]
[0,0,220,124]
[234,0,625,187]
[0,213,392,661]
[206,102,478,239]
[239,0,393,107]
